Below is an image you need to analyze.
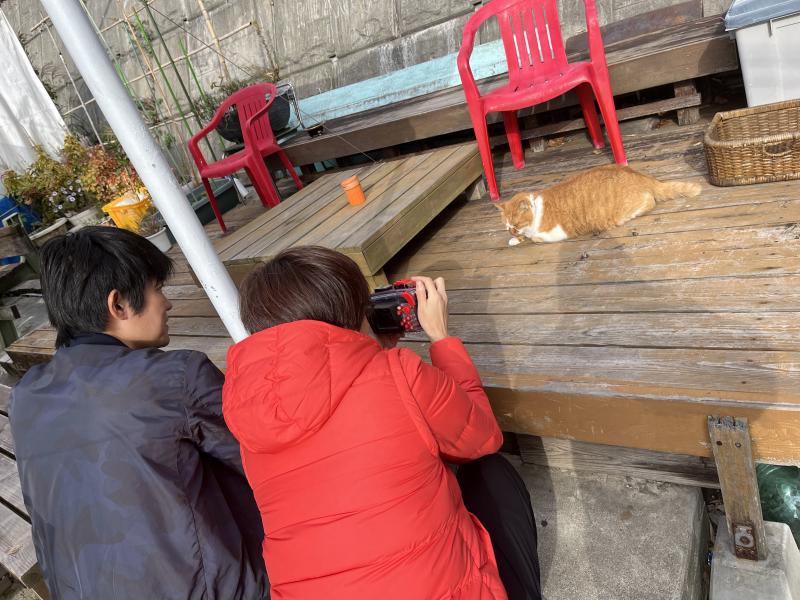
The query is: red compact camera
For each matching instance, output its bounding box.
[367,280,421,334]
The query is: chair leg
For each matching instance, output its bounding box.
[246,162,281,208]
[201,178,227,233]
[591,79,627,165]
[503,111,525,170]
[469,109,500,201]
[576,83,604,149]
[276,151,304,191]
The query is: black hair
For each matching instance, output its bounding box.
[40,226,173,347]
[239,246,369,334]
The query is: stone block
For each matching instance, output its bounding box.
[711,521,800,600]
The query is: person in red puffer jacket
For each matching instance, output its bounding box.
[223,246,541,600]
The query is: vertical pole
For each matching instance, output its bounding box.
[39,0,249,342]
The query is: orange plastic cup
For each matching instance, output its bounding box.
[341,175,366,206]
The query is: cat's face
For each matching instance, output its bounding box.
[496,193,534,236]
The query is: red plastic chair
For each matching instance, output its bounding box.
[188,83,303,232]
[457,0,627,200]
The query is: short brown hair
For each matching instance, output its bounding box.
[239,246,370,333]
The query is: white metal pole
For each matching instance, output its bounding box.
[40,0,249,343]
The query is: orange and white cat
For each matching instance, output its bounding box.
[497,165,701,245]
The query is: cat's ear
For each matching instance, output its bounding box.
[494,201,507,212]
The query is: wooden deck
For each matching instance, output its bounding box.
[386,118,800,464]
[7,113,800,467]
[214,144,481,288]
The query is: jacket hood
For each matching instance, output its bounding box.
[223,320,381,453]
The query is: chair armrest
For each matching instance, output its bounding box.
[187,94,241,168]
[457,27,480,102]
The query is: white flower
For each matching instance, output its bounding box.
[51,191,57,197]
[57,204,63,210]
[69,197,75,203]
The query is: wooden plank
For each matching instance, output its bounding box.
[214,169,358,257]
[485,380,800,463]
[235,157,420,262]
[0,414,14,456]
[218,166,363,261]
[0,385,10,414]
[675,80,701,125]
[489,94,702,146]
[260,160,410,253]
[358,151,482,274]
[0,501,36,583]
[437,275,800,315]
[305,148,461,251]
[709,416,766,560]
[393,232,800,290]
[392,195,800,277]
[0,454,25,517]
[402,341,800,399]
[439,311,800,352]
[517,434,719,488]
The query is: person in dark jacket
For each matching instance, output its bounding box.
[9,227,268,599]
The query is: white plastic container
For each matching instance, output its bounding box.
[726,0,800,106]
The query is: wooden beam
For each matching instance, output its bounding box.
[675,80,701,125]
[517,434,719,488]
[489,93,702,146]
[708,416,767,560]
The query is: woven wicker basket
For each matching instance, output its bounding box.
[704,99,800,186]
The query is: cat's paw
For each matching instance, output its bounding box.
[508,237,522,246]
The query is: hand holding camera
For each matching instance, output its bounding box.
[367,276,449,343]
[412,276,449,343]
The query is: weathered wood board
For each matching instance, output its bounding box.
[215,144,481,287]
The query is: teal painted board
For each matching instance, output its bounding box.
[286,40,508,129]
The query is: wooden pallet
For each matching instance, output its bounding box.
[214,144,482,289]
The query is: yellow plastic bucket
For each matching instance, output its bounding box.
[102,190,152,232]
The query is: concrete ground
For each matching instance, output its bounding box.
[511,457,709,600]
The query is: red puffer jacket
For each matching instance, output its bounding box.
[223,320,506,599]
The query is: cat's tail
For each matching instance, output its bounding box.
[653,180,702,201]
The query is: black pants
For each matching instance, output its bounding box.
[457,454,542,600]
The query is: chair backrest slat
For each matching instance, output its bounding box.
[480,0,572,86]
[224,83,278,146]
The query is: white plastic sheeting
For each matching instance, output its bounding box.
[0,9,67,173]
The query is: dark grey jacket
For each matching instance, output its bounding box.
[10,333,268,599]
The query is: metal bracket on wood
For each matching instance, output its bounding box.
[708,416,768,561]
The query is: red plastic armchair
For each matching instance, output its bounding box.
[188,83,303,232]
[457,0,627,200]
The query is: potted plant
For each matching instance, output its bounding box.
[3,134,148,241]
[138,207,171,253]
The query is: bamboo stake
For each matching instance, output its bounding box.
[138,1,217,161]
[195,0,231,82]
[114,0,195,177]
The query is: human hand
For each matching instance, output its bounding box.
[412,276,448,343]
